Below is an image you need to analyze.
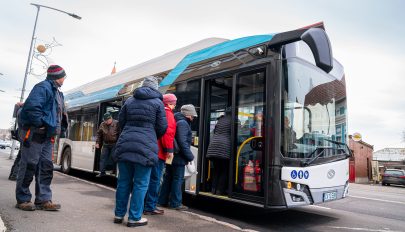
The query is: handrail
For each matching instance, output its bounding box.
[235,136,263,185]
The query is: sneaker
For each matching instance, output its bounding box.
[144,208,164,215]
[35,201,61,211]
[113,216,123,224]
[172,205,188,211]
[16,202,36,211]
[127,218,148,227]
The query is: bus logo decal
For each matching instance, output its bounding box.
[327,169,335,179]
[304,171,309,179]
[291,170,297,179]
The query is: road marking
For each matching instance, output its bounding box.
[183,211,259,232]
[58,172,259,231]
[329,226,401,232]
[0,215,6,232]
[348,195,405,205]
[308,205,331,210]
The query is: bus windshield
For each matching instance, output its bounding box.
[282,44,349,163]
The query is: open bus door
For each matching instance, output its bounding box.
[94,100,122,174]
[199,68,267,203]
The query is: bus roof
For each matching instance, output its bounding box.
[65,37,228,108]
[160,34,275,87]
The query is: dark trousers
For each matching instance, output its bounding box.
[9,149,22,179]
[211,158,229,195]
[99,144,116,174]
[158,164,185,208]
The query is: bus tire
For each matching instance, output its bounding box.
[61,147,71,174]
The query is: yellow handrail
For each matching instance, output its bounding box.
[235,136,263,185]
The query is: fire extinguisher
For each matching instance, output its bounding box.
[255,160,261,191]
[243,160,257,192]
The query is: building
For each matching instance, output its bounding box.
[0,129,11,140]
[373,148,405,174]
[348,135,374,183]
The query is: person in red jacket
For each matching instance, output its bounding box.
[144,93,177,215]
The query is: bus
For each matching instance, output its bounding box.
[55,22,350,209]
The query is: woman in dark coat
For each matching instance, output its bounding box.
[158,104,196,210]
[113,76,167,227]
[206,108,232,195]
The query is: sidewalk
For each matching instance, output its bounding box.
[0,150,238,232]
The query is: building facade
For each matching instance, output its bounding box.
[348,135,374,183]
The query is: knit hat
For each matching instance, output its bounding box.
[163,93,177,105]
[46,65,66,80]
[142,76,159,90]
[103,112,112,120]
[181,104,198,117]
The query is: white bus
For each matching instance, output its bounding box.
[55,23,351,209]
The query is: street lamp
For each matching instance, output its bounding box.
[10,3,81,159]
[20,3,81,102]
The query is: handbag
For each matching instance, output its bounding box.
[184,160,197,179]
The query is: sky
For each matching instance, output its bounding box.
[0,0,404,151]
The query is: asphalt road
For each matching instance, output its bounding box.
[2,147,405,232]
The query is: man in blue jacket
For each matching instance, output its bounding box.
[16,65,68,211]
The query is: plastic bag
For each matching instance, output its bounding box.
[184,161,197,179]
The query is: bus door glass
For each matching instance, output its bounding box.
[203,76,233,195]
[233,70,265,197]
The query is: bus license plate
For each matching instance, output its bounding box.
[323,191,337,202]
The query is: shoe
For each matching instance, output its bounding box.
[8,175,17,181]
[144,208,164,215]
[113,216,123,224]
[96,173,106,177]
[16,202,36,211]
[127,218,148,227]
[35,201,61,211]
[172,205,188,211]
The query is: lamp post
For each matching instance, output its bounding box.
[9,3,81,159]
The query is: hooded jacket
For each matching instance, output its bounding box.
[114,87,168,166]
[172,112,194,166]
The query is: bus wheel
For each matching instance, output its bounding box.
[61,147,71,174]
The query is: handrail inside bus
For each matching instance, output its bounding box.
[235,136,263,185]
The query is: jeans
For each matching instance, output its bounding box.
[99,144,116,174]
[115,162,151,221]
[16,139,53,204]
[144,159,165,211]
[158,164,185,208]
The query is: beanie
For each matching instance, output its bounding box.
[103,112,112,120]
[46,65,66,80]
[163,93,177,105]
[181,104,198,117]
[142,76,159,90]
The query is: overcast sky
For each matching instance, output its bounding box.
[1,0,404,150]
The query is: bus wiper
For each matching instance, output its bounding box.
[324,139,353,158]
[301,146,348,167]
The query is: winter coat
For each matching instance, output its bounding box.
[114,87,168,166]
[158,106,176,161]
[206,114,232,160]
[96,119,120,145]
[19,79,66,137]
[172,112,194,166]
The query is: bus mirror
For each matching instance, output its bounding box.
[301,28,333,73]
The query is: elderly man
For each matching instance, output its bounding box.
[96,112,120,177]
[16,65,68,211]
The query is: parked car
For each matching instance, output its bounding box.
[382,169,405,186]
[0,140,7,149]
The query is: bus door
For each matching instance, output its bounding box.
[94,101,122,173]
[202,76,233,194]
[232,70,266,201]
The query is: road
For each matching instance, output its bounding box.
[1,147,405,232]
